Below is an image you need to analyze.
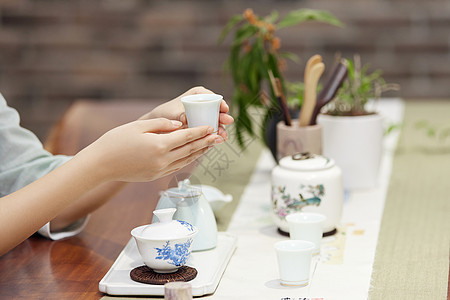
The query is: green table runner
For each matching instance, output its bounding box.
[369,101,450,299]
[190,133,265,231]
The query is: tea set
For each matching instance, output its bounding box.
[129,93,344,288]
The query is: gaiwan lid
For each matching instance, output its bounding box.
[279,152,335,172]
[141,208,197,240]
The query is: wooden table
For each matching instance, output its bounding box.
[0,100,193,299]
[0,183,154,299]
[1,99,449,299]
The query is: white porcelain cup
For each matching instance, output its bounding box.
[274,240,315,287]
[285,212,326,255]
[181,93,223,134]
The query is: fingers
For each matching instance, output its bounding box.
[218,112,233,141]
[219,113,234,125]
[167,133,221,162]
[218,125,227,141]
[182,86,214,97]
[220,100,229,113]
[162,146,212,177]
[179,113,188,126]
[135,118,183,133]
[164,125,214,150]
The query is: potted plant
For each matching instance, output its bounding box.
[219,8,343,152]
[317,54,400,190]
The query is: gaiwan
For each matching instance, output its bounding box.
[131,208,198,273]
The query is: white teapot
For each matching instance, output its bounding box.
[271,152,343,235]
[153,179,218,251]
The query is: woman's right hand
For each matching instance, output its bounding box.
[76,118,222,183]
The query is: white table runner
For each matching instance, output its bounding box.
[205,98,405,300]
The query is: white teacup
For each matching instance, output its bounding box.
[181,93,223,134]
[274,240,315,286]
[285,212,326,255]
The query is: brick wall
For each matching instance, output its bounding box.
[0,0,449,140]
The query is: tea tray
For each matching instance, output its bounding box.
[99,232,237,296]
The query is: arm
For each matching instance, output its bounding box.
[0,118,220,255]
[48,180,127,231]
[49,86,234,232]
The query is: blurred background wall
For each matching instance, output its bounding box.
[0,0,449,141]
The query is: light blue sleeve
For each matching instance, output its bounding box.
[0,93,88,239]
[0,93,72,196]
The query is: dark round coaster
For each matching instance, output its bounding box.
[130,265,197,285]
[277,227,338,237]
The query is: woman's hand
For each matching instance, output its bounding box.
[140,86,234,141]
[77,118,222,183]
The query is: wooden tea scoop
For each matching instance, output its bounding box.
[299,54,323,126]
[299,61,325,126]
[304,54,322,81]
[309,60,348,125]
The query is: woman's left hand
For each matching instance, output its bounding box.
[140,86,234,142]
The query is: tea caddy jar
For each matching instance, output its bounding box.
[271,152,343,234]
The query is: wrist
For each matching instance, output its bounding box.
[72,146,113,185]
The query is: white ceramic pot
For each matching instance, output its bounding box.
[317,113,383,190]
[131,208,198,273]
[271,153,343,234]
[192,184,232,214]
[153,179,218,251]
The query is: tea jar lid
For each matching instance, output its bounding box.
[141,208,197,240]
[279,152,335,172]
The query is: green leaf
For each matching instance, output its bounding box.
[229,44,242,84]
[233,25,259,46]
[277,9,344,29]
[384,123,402,136]
[218,14,244,44]
[279,51,299,63]
[264,10,279,23]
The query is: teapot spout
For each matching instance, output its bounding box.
[223,194,233,203]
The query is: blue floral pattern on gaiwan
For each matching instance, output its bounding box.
[155,238,194,266]
[177,220,195,232]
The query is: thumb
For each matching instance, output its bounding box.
[136,118,183,133]
[178,112,187,126]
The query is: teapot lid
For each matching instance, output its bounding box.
[141,208,197,240]
[279,152,335,171]
[165,179,202,199]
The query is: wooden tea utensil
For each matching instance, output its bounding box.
[309,60,348,125]
[304,54,322,80]
[300,60,325,127]
[268,70,292,126]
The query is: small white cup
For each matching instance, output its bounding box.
[274,240,315,287]
[285,212,326,255]
[181,93,223,134]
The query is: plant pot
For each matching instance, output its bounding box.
[317,113,383,190]
[276,120,322,161]
[265,109,300,162]
[264,111,282,162]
